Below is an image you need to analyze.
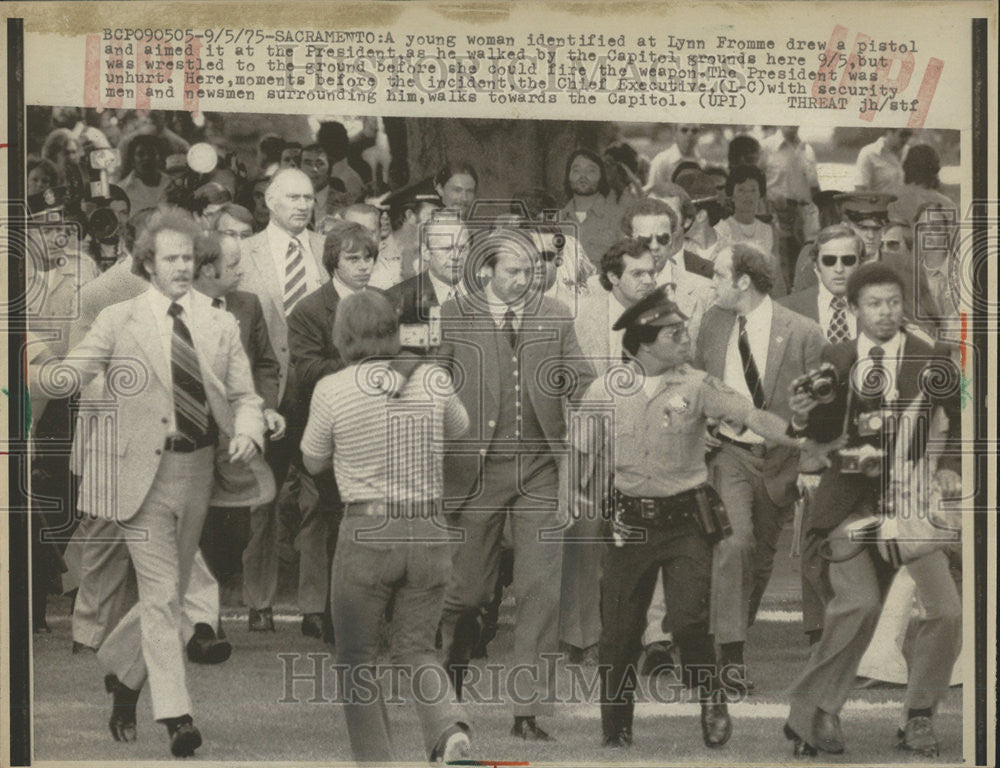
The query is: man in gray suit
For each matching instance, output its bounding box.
[697,243,824,690]
[437,228,595,741]
[236,168,328,634]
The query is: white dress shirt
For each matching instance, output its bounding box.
[720,296,773,443]
[816,282,858,340]
[147,287,196,434]
[484,283,521,329]
[265,222,322,306]
[332,274,361,299]
[428,271,462,306]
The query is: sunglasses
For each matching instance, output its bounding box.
[678,127,700,134]
[819,254,858,267]
[881,239,905,251]
[634,232,672,248]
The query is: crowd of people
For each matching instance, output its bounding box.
[25,111,964,763]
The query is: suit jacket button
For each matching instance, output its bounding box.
[155,448,162,455]
[161,417,168,424]
[488,420,496,428]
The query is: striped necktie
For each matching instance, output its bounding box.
[168,302,211,440]
[828,296,850,342]
[283,237,308,314]
[738,315,766,409]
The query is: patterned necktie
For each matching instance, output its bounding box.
[283,237,307,314]
[738,315,766,409]
[828,296,850,342]
[168,302,211,440]
[502,308,518,349]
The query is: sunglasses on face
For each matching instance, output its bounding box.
[819,254,858,268]
[678,127,700,134]
[634,233,672,248]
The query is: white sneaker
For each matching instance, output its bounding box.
[440,730,471,763]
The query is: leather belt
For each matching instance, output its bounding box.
[614,486,703,526]
[718,432,767,458]
[164,432,217,453]
[343,499,441,519]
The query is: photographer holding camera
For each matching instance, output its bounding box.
[783,262,962,758]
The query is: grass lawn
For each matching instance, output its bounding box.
[32,598,962,765]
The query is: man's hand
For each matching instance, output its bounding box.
[228,434,258,464]
[703,419,723,451]
[798,434,846,469]
[932,468,962,499]
[264,408,286,441]
[788,371,823,419]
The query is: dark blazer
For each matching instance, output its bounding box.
[778,285,821,323]
[224,290,281,412]
[437,292,596,504]
[384,271,442,325]
[287,280,344,403]
[803,332,962,531]
[683,249,716,280]
[695,301,825,507]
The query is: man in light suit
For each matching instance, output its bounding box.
[236,168,327,633]
[780,224,862,643]
[35,207,266,757]
[69,252,227,660]
[437,228,595,741]
[697,243,825,689]
[562,239,656,658]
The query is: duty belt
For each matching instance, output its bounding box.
[164,431,217,453]
[614,486,703,527]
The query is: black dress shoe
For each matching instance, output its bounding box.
[186,623,232,665]
[301,613,324,638]
[163,715,202,758]
[510,716,553,742]
[248,607,275,632]
[784,722,818,757]
[700,702,732,747]
[104,674,139,743]
[72,641,96,655]
[602,726,633,748]
[812,708,844,753]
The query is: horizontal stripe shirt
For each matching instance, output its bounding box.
[300,360,468,502]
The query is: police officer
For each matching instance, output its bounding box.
[573,286,817,749]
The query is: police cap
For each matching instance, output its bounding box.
[836,192,897,224]
[612,285,688,331]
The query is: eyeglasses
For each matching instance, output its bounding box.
[678,127,700,134]
[634,233,672,249]
[218,229,254,240]
[819,254,858,267]
[881,239,905,251]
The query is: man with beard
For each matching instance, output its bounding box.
[559,149,623,269]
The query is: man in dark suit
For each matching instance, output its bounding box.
[193,233,285,593]
[697,243,825,689]
[436,227,595,741]
[784,263,962,758]
[780,223,861,643]
[287,220,379,640]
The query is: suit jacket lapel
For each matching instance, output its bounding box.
[249,235,284,321]
[708,311,734,379]
[127,296,172,391]
[763,307,790,402]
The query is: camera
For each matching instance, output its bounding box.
[27,149,124,242]
[839,443,884,476]
[855,410,886,437]
[793,363,839,404]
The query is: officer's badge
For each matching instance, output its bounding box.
[663,395,690,426]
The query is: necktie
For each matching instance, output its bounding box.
[738,315,766,409]
[867,345,887,405]
[502,308,518,349]
[211,297,223,309]
[283,237,307,314]
[168,302,211,440]
[828,296,850,342]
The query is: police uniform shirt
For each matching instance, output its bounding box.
[576,362,752,498]
[719,296,772,444]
